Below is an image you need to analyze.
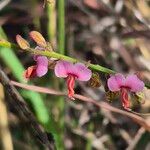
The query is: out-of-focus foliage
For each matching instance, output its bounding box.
[0,0,150,150]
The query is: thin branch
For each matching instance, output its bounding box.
[57,0,65,54]
[1,40,150,88]
[126,127,145,150]
[121,30,150,39]
[0,66,55,150]
[0,0,11,11]
[11,80,64,96]
[11,80,150,131]
[0,40,115,74]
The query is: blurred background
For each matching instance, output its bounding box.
[0,0,150,150]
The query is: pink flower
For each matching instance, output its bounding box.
[24,47,48,79]
[107,74,144,109]
[54,60,92,99]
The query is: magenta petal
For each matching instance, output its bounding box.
[36,65,48,77]
[36,56,48,77]
[36,56,48,66]
[107,74,125,92]
[125,75,144,92]
[74,63,92,81]
[54,60,73,78]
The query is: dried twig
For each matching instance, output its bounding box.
[11,80,150,131]
[0,0,11,11]
[121,30,150,39]
[126,127,145,150]
[0,66,55,150]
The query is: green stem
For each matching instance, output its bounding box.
[57,0,65,54]
[0,40,149,88]
[47,1,56,41]
[57,0,65,149]
[25,48,115,74]
[0,41,115,74]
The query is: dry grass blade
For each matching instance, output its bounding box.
[0,67,55,150]
[0,84,13,150]
[11,81,64,96]
[11,81,150,131]
[126,127,145,150]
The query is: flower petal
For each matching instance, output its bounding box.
[125,75,144,92]
[23,66,36,79]
[107,74,125,92]
[36,56,48,77]
[36,65,48,77]
[55,61,92,81]
[73,63,92,81]
[54,60,73,78]
[36,56,48,66]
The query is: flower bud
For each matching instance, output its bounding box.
[16,35,30,49]
[29,31,47,48]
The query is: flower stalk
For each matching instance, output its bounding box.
[0,40,149,89]
[0,40,115,74]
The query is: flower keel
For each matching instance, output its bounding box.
[23,66,37,79]
[121,88,130,110]
[67,75,76,100]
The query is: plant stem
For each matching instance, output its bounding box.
[57,0,65,149]
[47,1,56,43]
[0,41,115,74]
[28,48,115,74]
[57,0,65,54]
